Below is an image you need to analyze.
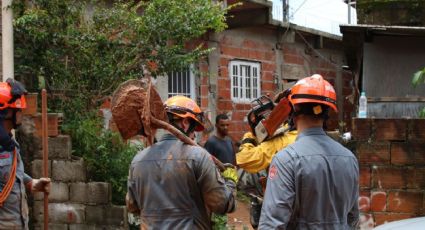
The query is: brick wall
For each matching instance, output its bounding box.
[352,118,425,229]
[206,28,353,141]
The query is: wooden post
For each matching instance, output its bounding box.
[41,89,49,230]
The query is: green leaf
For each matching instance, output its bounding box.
[419,107,425,118]
[412,68,425,87]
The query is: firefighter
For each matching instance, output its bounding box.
[0,79,51,229]
[236,95,297,228]
[259,74,359,229]
[126,95,237,229]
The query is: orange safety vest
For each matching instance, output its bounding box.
[0,149,17,207]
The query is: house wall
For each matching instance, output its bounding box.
[363,36,425,118]
[352,118,425,229]
[200,27,354,141]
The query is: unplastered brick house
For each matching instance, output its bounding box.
[155,0,355,141]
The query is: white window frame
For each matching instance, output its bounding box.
[229,60,261,103]
[167,66,196,100]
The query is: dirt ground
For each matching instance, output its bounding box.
[227,199,254,230]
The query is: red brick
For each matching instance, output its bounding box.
[392,142,425,165]
[248,50,264,60]
[22,93,38,115]
[218,89,230,99]
[262,82,276,92]
[200,98,208,108]
[265,51,275,60]
[360,166,371,188]
[263,63,276,72]
[200,85,209,96]
[227,47,241,57]
[217,101,233,111]
[356,142,390,164]
[262,71,274,81]
[374,213,414,226]
[352,118,372,141]
[217,78,230,86]
[372,167,410,189]
[407,167,425,189]
[219,58,229,67]
[219,66,229,77]
[359,193,371,212]
[373,119,407,141]
[240,48,249,57]
[370,191,387,211]
[232,111,247,121]
[387,191,423,213]
[409,119,425,141]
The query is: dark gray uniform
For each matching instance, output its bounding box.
[259,127,359,230]
[0,145,31,230]
[127,134,236,229]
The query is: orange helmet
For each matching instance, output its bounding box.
[288,74,337,112]
[0,81,27,110]
[164,95,205,131]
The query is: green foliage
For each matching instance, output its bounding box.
[64,116,140,204]
[412,68,425,87]
[212,213,228,230]
[412,68,425,118]
[13,0,228,204]
[13,0,228,120]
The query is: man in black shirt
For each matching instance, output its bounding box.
[204,114,235,165]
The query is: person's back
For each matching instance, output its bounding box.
[126,96,237,230]
[266,127,358,229]
[259,75,359,230]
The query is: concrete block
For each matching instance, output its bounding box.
[32,201,45,223]
[31,159,51,178]
[105,205,127,226]
[34,182,69,202]
[85,205,105,224]
[34,135,72,160]
[49,203,85,224]
[70,182,88,203]
[52,159,86,182]
[87,182,111,205]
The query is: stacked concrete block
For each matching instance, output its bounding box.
[20,111,128,229]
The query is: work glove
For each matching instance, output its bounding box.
[31,178,51,194]
[221,164,238,184]
[240,132,258,146]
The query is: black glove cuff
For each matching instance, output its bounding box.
[242,138,257,146]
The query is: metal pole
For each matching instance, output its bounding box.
[348,0,351,24]
[41,89,49,230]
[2,0,14,81]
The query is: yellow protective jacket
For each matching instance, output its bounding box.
[236,128,297,174]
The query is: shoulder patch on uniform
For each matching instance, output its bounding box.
[0,153,10,159]
[269,165,278,180]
